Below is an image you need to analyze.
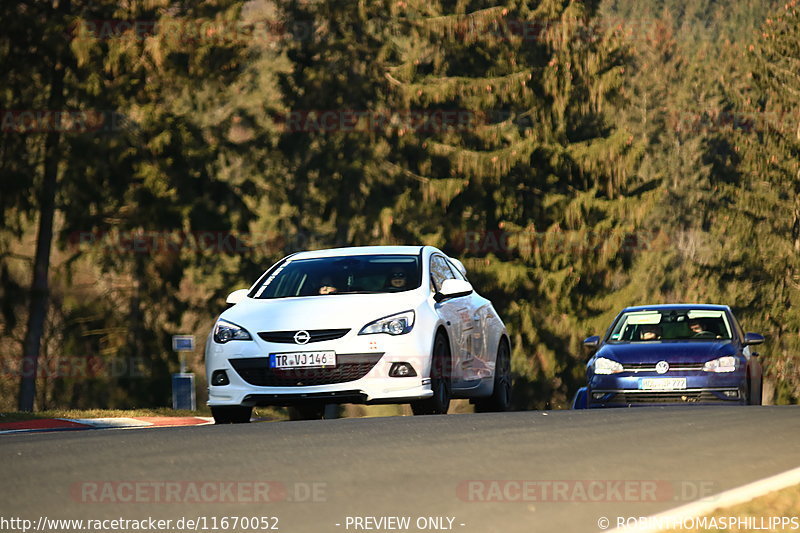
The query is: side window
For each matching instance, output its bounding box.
[430,255,455,293]
[447,260,466,282]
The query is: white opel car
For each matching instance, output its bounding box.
[205,245,511,423]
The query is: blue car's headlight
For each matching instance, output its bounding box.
[593,357,623,375]
[213,319,253,343]
[703,356,737,373]
[359,311,415,336]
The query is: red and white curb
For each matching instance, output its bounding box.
[0,416,214,434]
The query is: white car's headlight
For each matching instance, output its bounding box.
[593,357,623,375]
[703,356,737,373]
[359,310,415,336]
[213,319,253,343]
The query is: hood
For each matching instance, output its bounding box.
[596,341,736,364]
[218,291,424,333]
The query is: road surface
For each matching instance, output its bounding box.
[2,407,799,533]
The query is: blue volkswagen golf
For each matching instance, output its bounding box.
[573,304,764,408]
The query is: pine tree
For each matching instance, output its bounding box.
[274,0,401,248]
[719,0,800,402]
[376,0,631,408]
[62,0,270,406]
[1,0,271,409]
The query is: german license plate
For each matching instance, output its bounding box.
[640,378,687,390]
[270,351,336,369]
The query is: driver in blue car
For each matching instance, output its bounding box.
[688,318,716,338]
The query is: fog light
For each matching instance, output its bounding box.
[592,392,605,400]
[723,390,739,398]
[389,363,417,377]
[211,370,230,386]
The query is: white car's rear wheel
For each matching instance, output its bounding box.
[474,339,512,412]
[411,332,451,415]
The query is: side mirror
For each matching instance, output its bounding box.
[226,288,249,305]
[583,335,600,349]
[434,279,473,302]
[744,332,764,346]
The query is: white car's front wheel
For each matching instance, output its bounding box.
[288,404,323,420]
[211,405,252,424]
[411,332,452,415]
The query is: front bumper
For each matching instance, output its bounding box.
[208,375,434,407]
[587,372,747,407]
[205,329,435,407]
[587,388,745,407]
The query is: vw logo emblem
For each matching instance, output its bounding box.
[293,330,311,345]
[655,361,669,374]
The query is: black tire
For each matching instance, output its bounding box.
[411,332,452,415]
[474,339,512,413]
[748,374,763,405]
[288,403,326,420]
[211,406,252,424]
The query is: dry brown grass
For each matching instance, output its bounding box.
[662,484,800,533]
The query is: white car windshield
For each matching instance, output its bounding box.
[607,309,732,342]
[252,255,422,298]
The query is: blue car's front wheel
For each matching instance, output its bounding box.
[571,387,588,409]
[748,373,763,405]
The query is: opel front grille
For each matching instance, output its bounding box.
[257,329,350,344]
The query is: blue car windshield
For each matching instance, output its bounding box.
[251,255,422,298]
[607,309,732,343]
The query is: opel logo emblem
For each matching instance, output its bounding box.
[655,361,669,374]
[294,330,311,345]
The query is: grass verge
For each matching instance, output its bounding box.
[0,406,288,423]
[663,484,800,533]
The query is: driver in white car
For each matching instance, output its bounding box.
[386,268,408,290]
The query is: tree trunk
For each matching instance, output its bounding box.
[18,0,69,411]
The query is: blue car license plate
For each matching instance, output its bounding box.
[640,377,687,390]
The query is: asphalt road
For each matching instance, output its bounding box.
[2,407,799,533]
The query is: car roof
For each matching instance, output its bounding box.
[288,245,427,260]
[621,303,731,313]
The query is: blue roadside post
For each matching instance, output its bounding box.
[172,335,196,410]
